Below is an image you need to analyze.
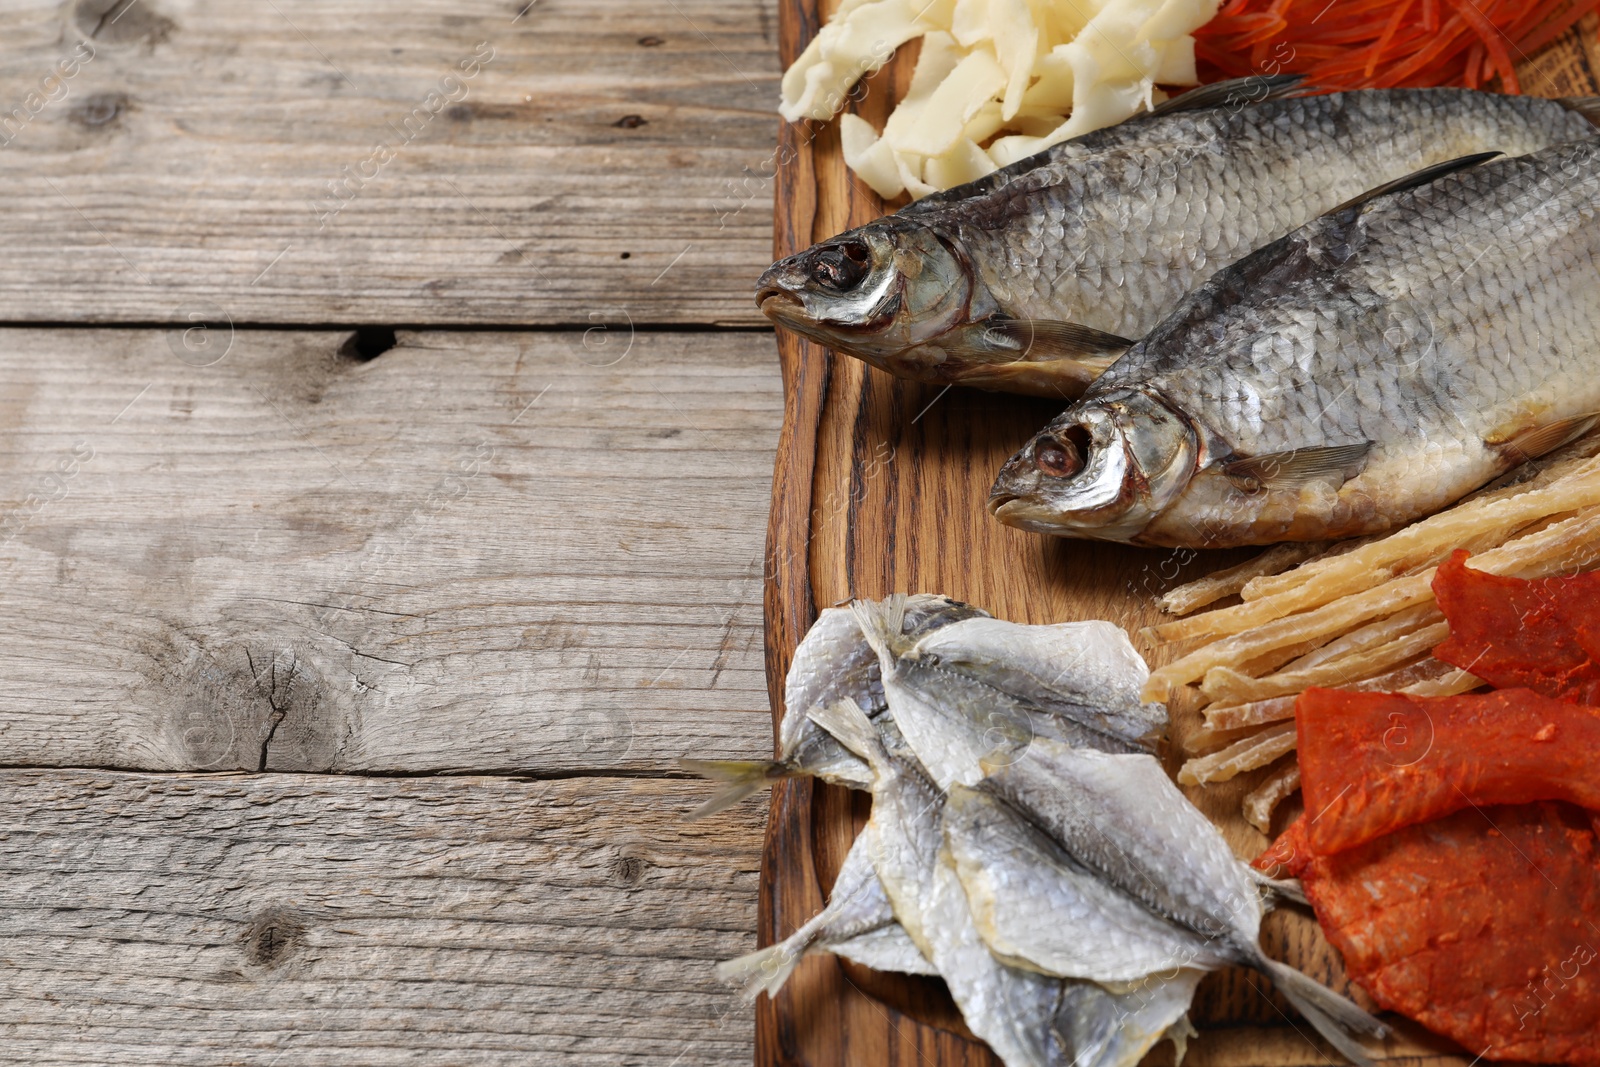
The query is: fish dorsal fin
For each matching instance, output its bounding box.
[1148,74,1307,117]
[1489,412,1600,465]
[1324,152,1500,218]
[1221,442,1372,494]
[978,319,1135,361]
[1560,96,1600,128]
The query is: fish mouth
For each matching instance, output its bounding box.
[757,288,802,315]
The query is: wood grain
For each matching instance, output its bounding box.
[0,768,764,1065]
[759,4,1600,1066]
[0,326,779,774]
[0,0,780,326]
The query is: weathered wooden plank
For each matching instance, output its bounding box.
[0,326,781,774]
[0,768,764,1065]
[0,0,781,326]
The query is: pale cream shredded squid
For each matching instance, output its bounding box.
[783,0,1220,197]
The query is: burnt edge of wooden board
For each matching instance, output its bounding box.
[757,5,1600,1065]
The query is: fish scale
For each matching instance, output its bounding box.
[759,85,1599,397]
[992,137,1600,546]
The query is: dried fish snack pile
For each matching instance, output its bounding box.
[1138,437,1600,829]
[759,83,1598,398]
[697,597,1388,1066]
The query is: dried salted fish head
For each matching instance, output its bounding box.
[756,218,996,380]
[990,387,1199,543]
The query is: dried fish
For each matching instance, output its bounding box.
[850,595,1166,790]
[760,86,1598,397]
[683,594,983,816]
[993,139,1600,546]
[810,700,1199,1067]
[715,826,932,1001]
[984,740,1387,1065]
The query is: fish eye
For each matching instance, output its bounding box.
[1034,426,1090,479]
[809,238,872,292]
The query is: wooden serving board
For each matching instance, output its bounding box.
[758,8,1600,1066]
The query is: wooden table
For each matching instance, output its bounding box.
[0,2,782,1062]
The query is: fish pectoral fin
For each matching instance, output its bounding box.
[1148,73,1306,116]
[1220,442,1372,494]
[1560,95,1600,128]
[956,318,1133,365]
[1489,412,1600,465]
[934,320,1132,397]
[1324,152,1500,218]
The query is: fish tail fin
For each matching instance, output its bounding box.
[1259,956,1387,1066]
[678,759,790,819]
[1248,867,1309,908]
[807,699,886,770]
[1560,95,1600,128]
[1165,1014,1199,1065]
[848,594,907,660]
[715,939,809,1001]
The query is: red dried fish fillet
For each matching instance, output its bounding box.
[1260,803,1600,1066]
[1296,686,1600,855]
[1432,549,1600,703]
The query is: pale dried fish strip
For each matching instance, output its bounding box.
[1235,534,1383,603]
[1348,655,1456,693]
[1232,636,1334,680]
[1158,542,1331,616]
[1182,720,1276,756]
[1152,455,1600,644]
[1400,667,1483,697]
[1468,503,1600,578]
[1277,604,1440,674]
[1203,695,1298,732]
[1244,761,1301,834]
[1145,573,1436,701]
[1178,721,1298,786]
[1199,621,1451,705]
[1153,566,1393,642]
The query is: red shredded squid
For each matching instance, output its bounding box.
[1194,0,1600,92]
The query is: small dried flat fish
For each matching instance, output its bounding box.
[810,700,1199,1067]
[985,739,1387,1065]
[683,594,983,815]
[851,595,1165,790]
[714,826,932,1001]
[943,784,1233,982]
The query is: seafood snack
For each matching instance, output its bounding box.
[760,85,1598,397]
[993,139,1600,546]
[696,598,1384,1066]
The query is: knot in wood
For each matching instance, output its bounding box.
[242,907,306,968]
[609,848,648,888]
